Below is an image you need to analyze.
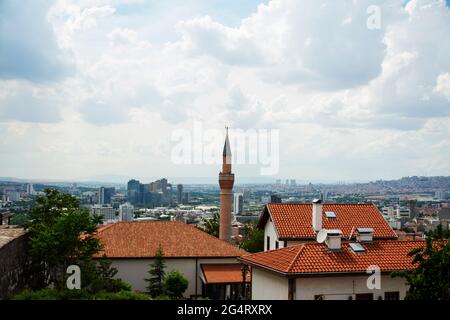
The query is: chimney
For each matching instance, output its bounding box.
[312,199,323,232]
[325,229,342,251]
[356,228,374,243]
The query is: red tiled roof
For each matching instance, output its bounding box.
[94,221,245,258]
[240,240,430,275]
[259,203,397,240]
[201,264,251,284]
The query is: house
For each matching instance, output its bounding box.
[239,238,425,300]
[94,220,249,299]
[258,200,397,251]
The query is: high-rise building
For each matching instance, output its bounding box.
[177,184,183,204]
[99,187,115,205]
[219,128,234,242]
[233,193,244,215]
[119,203,134,221]
[91,205,116,223]
[26,183,36,195]
[290,179,296,187]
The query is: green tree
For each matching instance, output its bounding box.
[426,224,450,239]
[24,189,103,289]
[239,222,264,253]
[164,271,188,299]
[198,212,219,238]
[392,230,450,300]
[145,245,166,297]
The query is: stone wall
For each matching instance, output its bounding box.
[0,228,29,299]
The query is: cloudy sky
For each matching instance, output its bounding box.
[0,0,449,183]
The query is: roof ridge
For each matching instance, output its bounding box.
[286,244,305,273]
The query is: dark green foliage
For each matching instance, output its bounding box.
[13,288,150,300]
[164,271,189,299]
[80,258,131,294]
[145,245,166,297]
[239,222,264,253]
[24,189,103,289]
[426,224,450,239]
[392,229,450,300]
[198,212,220,238]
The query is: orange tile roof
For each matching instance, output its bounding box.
[201,264,251,284]
[259,203,397,240]
[240,240,430,275]
[94,221,245,258]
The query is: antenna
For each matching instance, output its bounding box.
[316,229,328,243]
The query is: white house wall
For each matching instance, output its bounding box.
[251,268,288,300]
[110,257,238,298]
[295,275,408,300]
[264,219,281,251]
[251,267,408,300]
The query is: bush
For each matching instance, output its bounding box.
[93,290,151,300]
[164,271,188,299]
[13,288,151,300]
[13,288,91,300]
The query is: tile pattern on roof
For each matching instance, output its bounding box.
[267,203,397,239]
[241,240,428,274]
[95,221,245,258]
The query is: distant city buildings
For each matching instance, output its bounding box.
[177,184,183,204]
[126,178,172,206]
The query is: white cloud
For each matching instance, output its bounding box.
[0,0,449,180]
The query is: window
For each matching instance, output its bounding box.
[266,236,270,251]
[284,241,287,247]
[355,293,373,300]
[288,279,296,300]
[275,241,279,249]
[384,292,400,300]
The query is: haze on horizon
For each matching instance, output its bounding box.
[1,0,450,182]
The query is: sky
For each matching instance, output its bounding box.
[0,0,449,183]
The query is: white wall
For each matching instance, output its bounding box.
[110,257,238,298]
[264,219,282,251]
[295,275,408,300]
[250,268,409,300]
[251,268,288,300]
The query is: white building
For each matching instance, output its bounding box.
[241,199,423,300]
[119,203,134,221]
[233,193,243,215]
[5,191,20,202]
[240,234,424,300]
[94,221,249,299]
[26,183,36,196]
[90,205,117,223]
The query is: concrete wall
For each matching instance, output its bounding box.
[110,257,238,298]
[0,231,29,299]
[251,268,288,300]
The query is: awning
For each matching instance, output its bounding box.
[201,264,251,284]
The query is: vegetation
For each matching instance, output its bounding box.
[164,271,189,299]
[392,226,450,300]
[145,245,166,297]
[16,189,134,299]
[144,246,189,299]
[13,288,150,300]
[198,212,220,238]
[239,222,264,253]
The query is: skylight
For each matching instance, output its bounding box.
[325,211,336,219]
[349,242,366,253]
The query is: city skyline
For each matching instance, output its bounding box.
[1,0,450,181]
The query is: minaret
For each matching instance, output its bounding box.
[219,127,234,242]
